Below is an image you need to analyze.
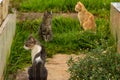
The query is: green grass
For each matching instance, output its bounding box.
[13,0,79,12]
[11,0,120,12]
[5,0,119,79]
[5,15,115,79]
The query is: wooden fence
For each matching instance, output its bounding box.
[0,0,9,25]
[110,2,120,53]
[0,0,16,80]
[0,13,16,80]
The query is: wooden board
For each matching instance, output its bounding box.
[2,0,9,20]
[0,14,16,80]
[110,2,120,53]
[0,0,9,26]
[0,4,1,25]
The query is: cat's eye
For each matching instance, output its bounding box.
[25,44,29,47]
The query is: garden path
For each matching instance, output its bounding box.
[15,12,84,80]
[15,54,85,80]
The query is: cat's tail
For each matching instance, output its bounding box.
[29,61,41,80]
[35,62,41,80]
[36,63,48,80]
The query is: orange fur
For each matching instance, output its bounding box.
[75,1,96,32]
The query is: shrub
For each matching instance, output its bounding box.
[68,52,120,80]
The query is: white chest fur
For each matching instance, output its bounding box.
[31,45,42,63]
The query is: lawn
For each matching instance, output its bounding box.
[5,0,120,79]
[12,0,119,13]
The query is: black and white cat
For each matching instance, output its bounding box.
[24,35,47,80]
[38,11,53,42]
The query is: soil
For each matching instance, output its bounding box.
[17,12,78,21]
[15,54,85,80]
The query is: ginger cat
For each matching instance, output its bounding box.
[75,1,96,32]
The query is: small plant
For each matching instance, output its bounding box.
[68,52,120,80]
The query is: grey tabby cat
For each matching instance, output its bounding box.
[24,35,48,80]
[38,11,53,42]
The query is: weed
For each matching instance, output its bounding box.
[68,52,120,80]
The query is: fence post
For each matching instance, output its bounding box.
[110,2,120,53]
[0,0,16,79]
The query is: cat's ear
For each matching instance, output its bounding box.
[77,1,83,10]
[29,34,36,43]
[78,1,82,4]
